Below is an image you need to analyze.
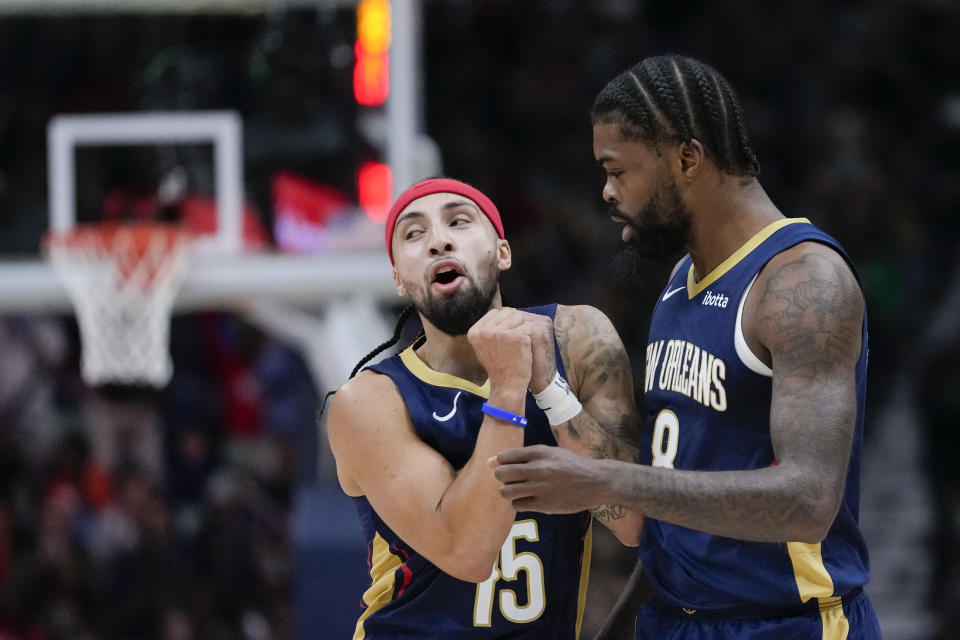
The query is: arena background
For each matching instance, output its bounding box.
[0,1,957,638]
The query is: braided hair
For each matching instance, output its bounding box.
[317,304,417,417]
[592,55,760,177]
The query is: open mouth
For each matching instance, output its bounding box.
[429,260,466,288]
[435,269,459,284]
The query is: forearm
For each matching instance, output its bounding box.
[597,460,831,543]
[554,411,643,541]
[555,408,639,464]
[549,304,644,538]
[433,390,525,578]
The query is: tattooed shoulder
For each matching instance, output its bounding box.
[753,242,864,376]
[555,305,633,398]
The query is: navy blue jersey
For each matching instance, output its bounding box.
[352,304,593,639]
[639,219,871,620]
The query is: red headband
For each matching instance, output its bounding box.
[384,178,504,264]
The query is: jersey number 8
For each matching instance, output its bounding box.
[652,409,679,469]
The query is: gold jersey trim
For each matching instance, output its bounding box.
[354,532,403,640]
[395,307,526,397]
[819,596,851,639]
[686,218,811,299]
[574,522,593,639]
[399,342,491,397]
[786,541,850,640]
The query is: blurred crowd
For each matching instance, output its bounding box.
[0,315,317,639]
[0,0,958,638]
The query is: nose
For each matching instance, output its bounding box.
[427,226,454,256]
[602,179,618,204]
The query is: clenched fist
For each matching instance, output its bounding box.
[467,308,533,391]
[514,310,558,395]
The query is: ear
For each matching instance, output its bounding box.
[393,267,407,296]
[496,239,512,272]
[677,139,705,181]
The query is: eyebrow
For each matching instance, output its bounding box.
[443,200,479,213]
[596,155,616,166]
[396,200,479,225]
[395,210,425,226]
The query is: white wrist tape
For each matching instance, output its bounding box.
[533,371,583,425]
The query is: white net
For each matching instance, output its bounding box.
[46,224,193,387]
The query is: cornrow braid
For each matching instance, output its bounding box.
[704,65,733,165]
[350,303,417,379]
[626,70,673,137]
[722,80,761,176]
[317,303,417,418]
[641,59,692,142]
[591,54,761,177]
[669,57,703,144]
[592,79,658,141]
[687,59,726,162]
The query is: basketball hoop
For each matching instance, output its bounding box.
[45,223,193,388]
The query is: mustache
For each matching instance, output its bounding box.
[606,203,632,224]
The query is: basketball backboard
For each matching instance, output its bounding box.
[48,111,244,255]
[0,110,397,314]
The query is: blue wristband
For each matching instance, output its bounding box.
[481,402,528,427]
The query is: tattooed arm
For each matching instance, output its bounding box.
[496,243,863,543]
[520,305,644,545]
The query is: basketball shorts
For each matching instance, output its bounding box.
[635,589,881,640]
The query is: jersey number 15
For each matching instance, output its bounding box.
[473,520,546,626]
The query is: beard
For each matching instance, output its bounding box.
[610,177,692,292]
[414,257,499,336]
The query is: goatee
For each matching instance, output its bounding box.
[610,180,691,292]
[417,260,499,336]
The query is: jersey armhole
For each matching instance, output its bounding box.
[735,274,773,377]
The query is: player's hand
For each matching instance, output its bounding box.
[515,310,557,395]
[467,308,533,391]
[489,445,610,513]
